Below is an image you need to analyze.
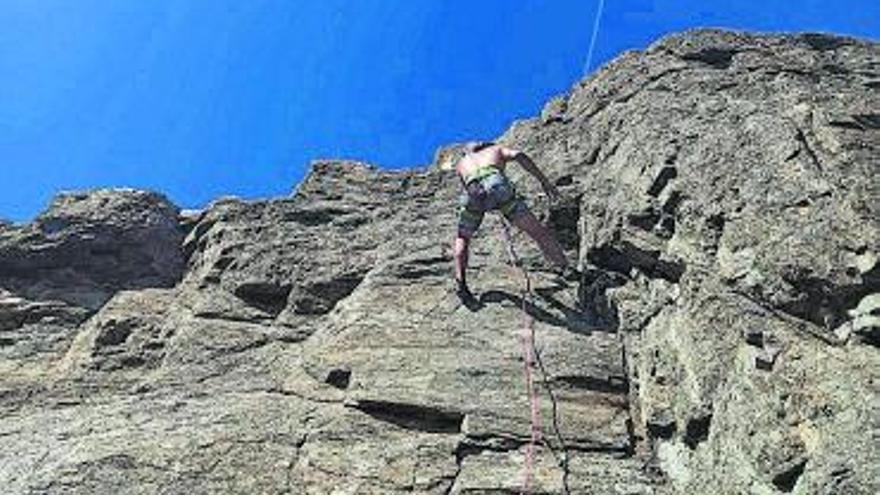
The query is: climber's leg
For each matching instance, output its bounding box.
[453,234,470,287]
[509,209,568,269]
[455,196,484,302]
[452,233,481,309]
[456,198,484,281]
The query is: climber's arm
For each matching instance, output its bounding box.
[500,147,560,201]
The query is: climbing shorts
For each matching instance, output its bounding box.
[457,172,529,239]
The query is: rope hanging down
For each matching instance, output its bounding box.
[583,0,606,75]
[498,219,571,495]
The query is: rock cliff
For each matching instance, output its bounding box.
[1,29,878,494]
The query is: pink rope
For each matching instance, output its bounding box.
[498,220,542,494]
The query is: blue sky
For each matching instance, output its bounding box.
[1,1,877,221]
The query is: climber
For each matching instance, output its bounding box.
[453,141,574,304]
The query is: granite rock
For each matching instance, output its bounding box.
[1,29,878,494]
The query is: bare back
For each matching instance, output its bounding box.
[455,145,509,181]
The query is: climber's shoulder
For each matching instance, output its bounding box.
[496,145,524,162]
[474,144,521,165]
[456,143,524,175]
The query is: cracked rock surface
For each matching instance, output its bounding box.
[1,29,878,494]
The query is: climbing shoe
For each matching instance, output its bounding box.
[455,280,481,310]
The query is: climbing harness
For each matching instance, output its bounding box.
[458,170,530,239]
[462,164,504,185]
[497,219,571,495]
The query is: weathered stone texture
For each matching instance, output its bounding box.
[1,29,878,494]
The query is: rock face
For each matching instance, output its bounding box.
[0,189,184,310]
[1,29,878,494]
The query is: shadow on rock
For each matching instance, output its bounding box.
[478,288,613,334]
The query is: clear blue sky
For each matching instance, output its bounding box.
[1,1,877,221]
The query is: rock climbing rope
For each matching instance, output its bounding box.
[583,0,606,75]
[491,0,609,472]
[498,219,571,495]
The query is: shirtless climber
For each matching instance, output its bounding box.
[453,141,574,303]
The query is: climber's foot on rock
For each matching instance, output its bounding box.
[455,280,482,311]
